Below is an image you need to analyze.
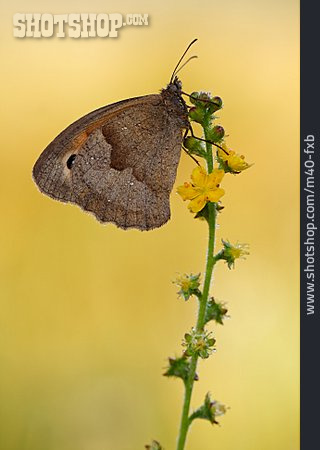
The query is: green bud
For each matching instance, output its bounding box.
[189,91,213,110]
[211,96,223,112]
[188,106,206,124]
[206,125,225,143]
[189,91,201,105]
[198,92,212,102]
[198,92,215,112]
[183,136,206,157]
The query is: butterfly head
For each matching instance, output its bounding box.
[166,76,183,95]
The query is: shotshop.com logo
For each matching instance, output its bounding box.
[13,13,149,38]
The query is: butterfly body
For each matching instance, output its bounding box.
[33,78,189,230]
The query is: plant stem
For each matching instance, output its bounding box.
[176,123,217,450]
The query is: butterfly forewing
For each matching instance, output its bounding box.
[33,86,188,230]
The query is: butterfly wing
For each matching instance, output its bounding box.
[33,94,185,230]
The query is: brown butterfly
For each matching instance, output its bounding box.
[33,41,198,231]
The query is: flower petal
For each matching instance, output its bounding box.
[177,182,198,200]
[191,166,208,188]
[207,169,225,188]
[217,144,230,161]
[206,187,225,203]
[228,155,252,172]
[188,195,207,213]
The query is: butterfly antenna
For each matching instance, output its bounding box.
[170,39,198,84]
[174,56,198,77]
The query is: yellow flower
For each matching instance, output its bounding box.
[212,401,227,417]
[220,240,250,269]
[174,273,201,301]
[177,166,225,213]
[228,244,249,260]
[218,144,252,173]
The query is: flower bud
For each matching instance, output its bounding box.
[198,92,212,102]
[183,136,206,157]
[190,91,213,110]
[189,91,201,105]
[188,106,206,124]
[207,125,225,143]
[211,96,223,112]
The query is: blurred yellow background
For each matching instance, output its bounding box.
[0,0,299,449]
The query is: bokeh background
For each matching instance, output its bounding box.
[0,1,299,449]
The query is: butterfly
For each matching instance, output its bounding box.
[32,40,198,231]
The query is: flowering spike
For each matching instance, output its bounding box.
[168,83,249,448]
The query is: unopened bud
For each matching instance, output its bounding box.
[189,106,206,124]
[211,96,223,112]
[189,91,201,105]
[207,125,225,143]
[183,136,206,157]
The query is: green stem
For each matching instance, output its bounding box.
[176,122,217,450]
